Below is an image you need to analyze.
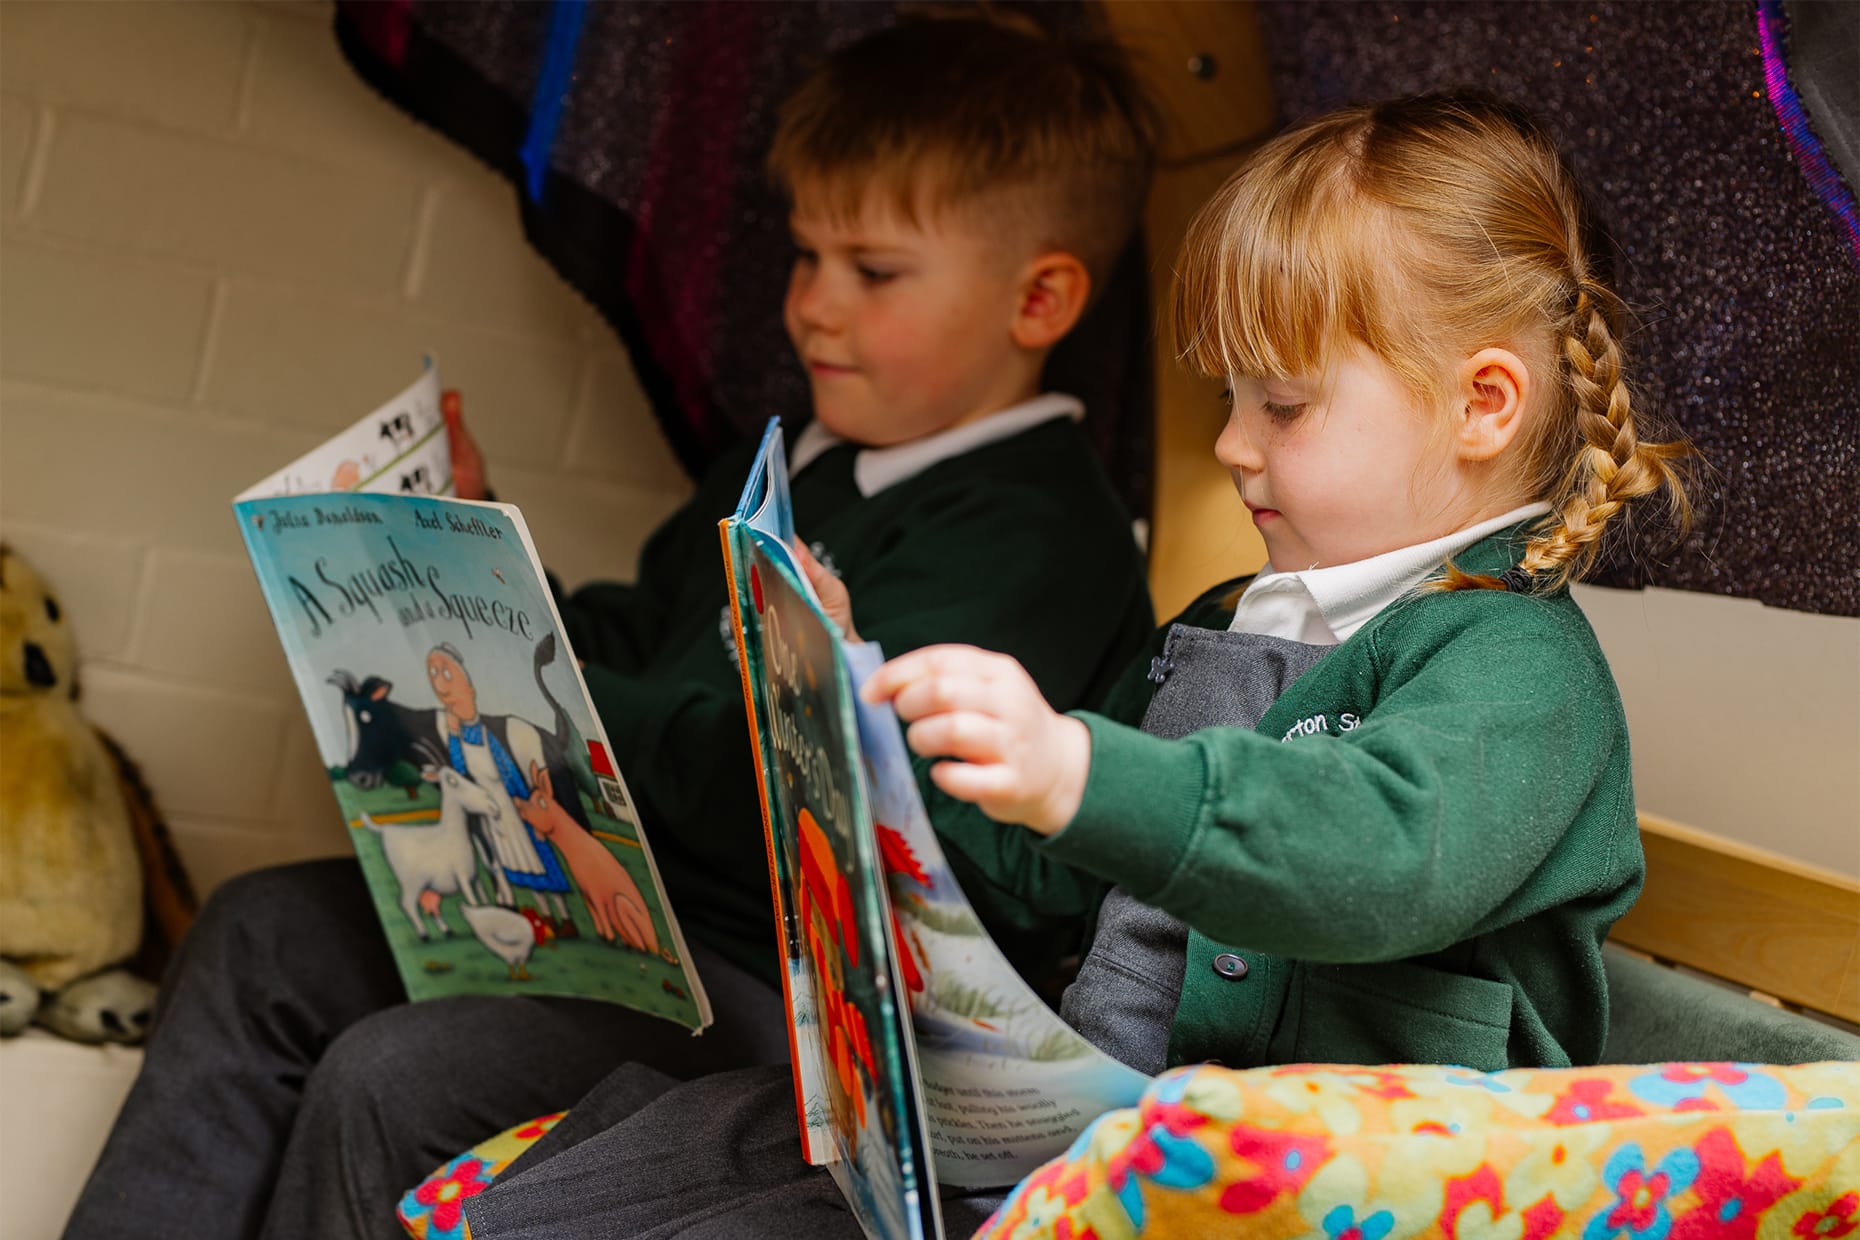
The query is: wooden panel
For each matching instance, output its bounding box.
[1142,156,1269,617]
[1098,0,1275,164]
[1611,813,1860,1022]
[1101,0,1277,616]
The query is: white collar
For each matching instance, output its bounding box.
[787,393,1084,497]
[1229,503,1553,644]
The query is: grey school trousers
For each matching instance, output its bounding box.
[63,858,793,1240]
[459,1061,1006,1239]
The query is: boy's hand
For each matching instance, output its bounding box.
[795,541,860,642]
[443,390,491,501]
[861,645,1089,836]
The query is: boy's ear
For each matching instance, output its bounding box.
[1455,347,1530,462]
[1010,252,1091,351]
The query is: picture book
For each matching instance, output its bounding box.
[233,366,710,1030]
[720,423,1150,1240]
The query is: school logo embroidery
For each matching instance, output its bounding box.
[1281,711,1362,741]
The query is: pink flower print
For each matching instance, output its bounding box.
[1101,1074,1216,1230]
[1548,1077,1646,1126]
[1443,1162,1570,1240]
[1440,1164,1504,1240]
[512,1112,564,1142]
[398,1154,495,1239]
[1668,1129,1799,1240]
[1220,1127,1332,1215]
[1795,1192,1860,1239]
[1582,1143,1700,1240]
[1522,1197,1570,1240]
[978,1153,1095,1239]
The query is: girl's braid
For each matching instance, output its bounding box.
[1514,276,1690,590]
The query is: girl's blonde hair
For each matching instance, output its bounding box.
[1173,90,1690,592]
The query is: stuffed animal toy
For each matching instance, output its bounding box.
[0,543,163,1043]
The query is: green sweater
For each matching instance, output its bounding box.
[1035,525,1643,1071]
[557,417,1152,988]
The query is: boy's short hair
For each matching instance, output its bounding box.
[768,13,1158,289]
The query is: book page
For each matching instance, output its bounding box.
[844,643,1151,1189]
[237,363,450,502]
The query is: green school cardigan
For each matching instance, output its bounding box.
[1037,524,1643,1071]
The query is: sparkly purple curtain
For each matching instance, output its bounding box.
[1257,0,1858,616]
[334,1,1153,518]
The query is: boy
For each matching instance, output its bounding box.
[66,15,1156,1240]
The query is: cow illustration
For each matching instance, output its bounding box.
[327,671,429,796]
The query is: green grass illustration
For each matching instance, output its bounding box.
[931,976,1017,1020]
[900,895,985,938]
[1024,1027,1093,1062]
[334,777,698,1026]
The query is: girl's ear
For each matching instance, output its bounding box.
[1010,252,1091,351]
[1456,347,1530,462]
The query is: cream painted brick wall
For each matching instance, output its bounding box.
[37,111,421,295]
[0,0,690,897]
[568,350,691,488]
[0,2,249,133]
[205,281,587,467]
[0,96,36,224]
[2,240,217,400]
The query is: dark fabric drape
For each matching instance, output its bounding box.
[1257,0,1858,616]
[333,0,1153,520]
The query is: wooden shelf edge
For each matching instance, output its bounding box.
[1609,813,1860,1023]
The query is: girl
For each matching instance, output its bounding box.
[862,88,1692,1078]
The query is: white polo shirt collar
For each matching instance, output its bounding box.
[1229,503,1553,644]
[787,393,1084,497]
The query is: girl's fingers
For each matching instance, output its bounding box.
[904,711,1008,763]
[889,671,1002,724]
[928,760,1020,805]
[862,645,998,704]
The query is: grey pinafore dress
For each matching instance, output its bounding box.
[1060,623,1332,1075]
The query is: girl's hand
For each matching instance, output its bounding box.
[794,541,860,642]
[861,645,1089,836]
[443,390,491,501]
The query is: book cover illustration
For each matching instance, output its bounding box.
[734,529,937,1240]
[236,476,709,1028]
[722,424,939,1240]
[719,423,836,1162]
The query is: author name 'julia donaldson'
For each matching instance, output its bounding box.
[261,503,386,534]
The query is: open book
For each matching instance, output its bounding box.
[720,423,1150,1240]
[233,365,710,1030]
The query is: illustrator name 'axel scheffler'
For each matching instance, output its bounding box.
[415,508,507,540]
